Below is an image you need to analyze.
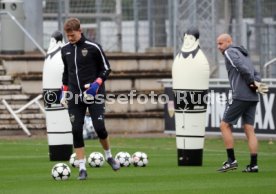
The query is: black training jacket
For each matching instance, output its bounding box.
[61,34,111,96]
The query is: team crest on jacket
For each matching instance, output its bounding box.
[82,48,88,56]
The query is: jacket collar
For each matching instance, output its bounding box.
[223,45,232,55]
[224,45,248,56]
[73,33,85,46]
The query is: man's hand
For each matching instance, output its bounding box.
[250,81,269,95]
[83,78,103,100]
[60,85,69,108]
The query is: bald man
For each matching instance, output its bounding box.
[216,33,268,173]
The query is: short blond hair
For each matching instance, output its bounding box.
[63,18,80,33]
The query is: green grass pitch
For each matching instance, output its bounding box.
[0,136,275,194]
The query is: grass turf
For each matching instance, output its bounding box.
[0,136,275,194]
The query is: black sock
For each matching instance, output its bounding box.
[250,153,258,166]
[226,148,236,162]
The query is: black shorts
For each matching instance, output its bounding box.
[222,99,258,125]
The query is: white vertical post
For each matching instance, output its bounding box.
[133,0,139,52]
[96,0,102,43]
[173,0,178,56]
[116,0,122,51]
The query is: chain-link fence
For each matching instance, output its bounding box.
[172,0,276,78]
[174,0,219,77]
[1,0,276,78]
[42,0,171,53]
[246,23,276,78]
[42,0,276,77]
[43,0,121,51]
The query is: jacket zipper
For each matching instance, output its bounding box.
[74,45,83,102]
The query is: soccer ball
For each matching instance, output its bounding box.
[132,151,148,167]
[69,153,79,168]
[88,152,105,167]
[115,152,132,167]
[69,153,86,168]
[51,163,71,180]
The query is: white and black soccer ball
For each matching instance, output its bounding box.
[69,153,79,168]
[88,152,105,167]
[69,153,86,168]
[51,163,71,180]
[132,151,148,167]
[115,152,132,167]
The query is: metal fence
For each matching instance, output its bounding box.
[42,0,171,53]
[246,23,276,77]
[42,0,276,77]
[174,0,218,77]
[1,0,276,78]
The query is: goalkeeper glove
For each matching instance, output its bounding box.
[250,81,269,95]
[83,78,103,100]
[60,85,69,108]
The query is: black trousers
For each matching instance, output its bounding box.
[68,97,108,148]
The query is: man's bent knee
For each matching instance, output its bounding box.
[93,120,108,139]
[220,121,231,131]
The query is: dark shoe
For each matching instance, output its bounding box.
[107,157,120,171]
[77,169,88,180]
[242,165,259,173]
[217,160,238,172]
